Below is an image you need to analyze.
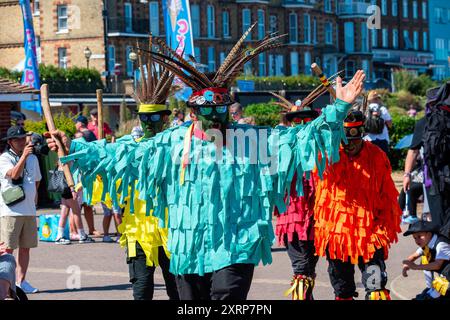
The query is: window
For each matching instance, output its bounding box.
[372,29,378,48]
[403,30,411,49]
[290,51,299,75]
[208,47,215,72]
[324,0,332,13]
[258,10,265,40]
[222,11,230,38]
[244,62,252,76]
[345,60,355,79]
[423,31,428,51]
[362,60,370,81]
[194,47,201,62]
[393,29,399,48]
[108,45,115,73]
[435,8,445,24]
[422,2,427,19]
[382,28,388,48]
[149,2,159,36]
[207,5,215,38]
[413,31,419,50]
[403,0,408,18]
[243,9,251,40]
[219,52,226,65]
[126,46,133,77]
[436,38,446,60]
[392,0,398,17]
[289,13,298,43]
[33,0,40,15]
[361,23,368,52]
[269,15,277,33]
[303,14,310,44]
[313,18,317,44]
[259,53,266,76]
[344,22,354,52]
[413,1,418,19]
[381,0,387,16]
[325,22,333,45]
[124,3,132,33]
[304,51,311,75]
[191,5,200,38]
[58,47,67,69]
[57,5,68,31]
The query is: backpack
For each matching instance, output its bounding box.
[365,112,385,134]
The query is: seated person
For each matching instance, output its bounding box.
[0,242,17,300]
[402,221,450,300]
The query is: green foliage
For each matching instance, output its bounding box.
[24,112,77,138]
[0,67,22,82]
[82,105,90,117]
[388,115,418,170]
[40,65,104,93]
[393,70,437,96]
[243,102,281,127]
[236,75,321,90]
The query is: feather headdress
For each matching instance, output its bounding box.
[137,24,286,107]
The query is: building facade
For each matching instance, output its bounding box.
[428,0,450,80]
[0,0,436,92]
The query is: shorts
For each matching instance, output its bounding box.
[101,203,121,216]
[0,216,38,250]
[0,253,16,294]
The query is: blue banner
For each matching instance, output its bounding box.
[162,0,195,101]
[19,0,41,114]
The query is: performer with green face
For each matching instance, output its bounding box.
[49,27,365,300]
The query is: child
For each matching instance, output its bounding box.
[402,220,450,300]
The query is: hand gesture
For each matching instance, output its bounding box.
[44,130,71,154]
[402,264,410,277]
[336,70,366,104]
[402,260,417,270]
[21,144,34,160]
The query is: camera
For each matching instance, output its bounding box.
[29,133,50,156]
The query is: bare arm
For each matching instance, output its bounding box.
[5,145,34,180]
[403,259,446,272]
[402,252,421,277]
[403,149,419,192]
[385,120,393,129]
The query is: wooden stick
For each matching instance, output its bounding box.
[311,63,336,99]
[40,84,76,196]
[96,89,104,140]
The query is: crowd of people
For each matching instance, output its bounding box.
[0,30,449,302]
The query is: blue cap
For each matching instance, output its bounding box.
[76,115,88,125]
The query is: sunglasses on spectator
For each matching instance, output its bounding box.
[198,106,228,116]
[139,113,161,122]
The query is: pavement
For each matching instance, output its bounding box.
[19,173,425,300]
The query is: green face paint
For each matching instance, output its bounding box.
[194,105,230,131]
[139,113,166,138]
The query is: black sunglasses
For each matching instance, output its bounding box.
[139,113,162,122]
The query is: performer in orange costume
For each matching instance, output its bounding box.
[313,110,402,300]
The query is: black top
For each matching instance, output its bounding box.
[81,129,97,143]
[410,117,426,150]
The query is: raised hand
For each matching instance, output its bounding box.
[336,70,366,104]
[44,130,71,154]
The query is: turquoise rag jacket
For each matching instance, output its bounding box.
[61,99,351,275]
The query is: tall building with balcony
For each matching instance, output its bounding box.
[428,0,450,80]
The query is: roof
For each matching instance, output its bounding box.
[0,78,39,94]
[49,93,137,106]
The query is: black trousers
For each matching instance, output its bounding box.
[326,248,388,299]
[370,139,389,156]
[128,242,179,300]
[175,263,255,300]
[398,182,423,217]
[284,234,318,276]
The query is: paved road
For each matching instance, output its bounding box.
[22,208,420,300]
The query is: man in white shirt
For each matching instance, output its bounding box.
[0,126,41,294]
[364,90,393,155]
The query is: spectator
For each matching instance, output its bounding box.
[399,151,424,224]
[10,111,26,128]
[131,126,144,141]
[171,110,185,127]
[0,242,16,300]
[101,204,122,243]
[364,90,392,155]
[75,116,96,142]
[402,220,450,300]
[238,116,256,125]
[278,113,292,128]
[229,102,243,123]
[408,105,418,118]
[0,126,41,294]
[87,108,115,141]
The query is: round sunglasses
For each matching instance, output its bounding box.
[139,113,161,122]
[198,106,228,116]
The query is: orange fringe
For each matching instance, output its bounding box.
[314,142,401,264]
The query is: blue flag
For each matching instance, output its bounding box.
[19,0,41,114]
[162,0,195,101]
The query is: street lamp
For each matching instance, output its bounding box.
[128,49,138,88]
[84,46,92,69]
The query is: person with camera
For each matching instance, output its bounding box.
[0,126,42,294]
[364,90,392,155]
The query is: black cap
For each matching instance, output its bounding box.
[2,126,29,141]
[403,220,439,237]
[76,115,88,125]
[90,108,98,115]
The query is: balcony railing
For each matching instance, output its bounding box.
[338,1,370,16]
[108,17,149,34]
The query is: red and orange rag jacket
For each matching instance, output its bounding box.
[314,142,402,264]
[275,173,316,244]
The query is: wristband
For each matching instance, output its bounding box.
[403,172,411,178]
